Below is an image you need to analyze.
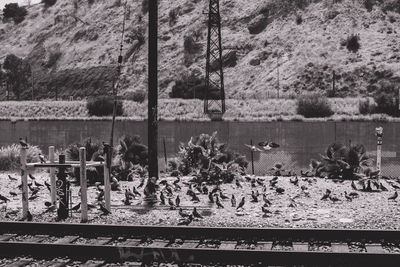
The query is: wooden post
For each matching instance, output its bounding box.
[57,154,68,220]
[49,146,56,205]
[103,144,111,211]
[163,137,168,172]
[79,147,88,223]
[148,0,159,180]
[250,139,255,175]
[20,147,29,219]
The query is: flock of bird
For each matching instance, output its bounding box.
[0,139,399,224]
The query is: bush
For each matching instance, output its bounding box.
[66,138,104,184]
[359,98,375,115]
[346,34,361,53]
[87,96,123,116]
[42,0,57,8]
[296,94,334,118]
[374,93,399,117]
[126,90,146,103]
[46,51,62,69]
[364,0,375,12]
[0,144,42,171]
[169,75,221,100]
[2,3,28,24]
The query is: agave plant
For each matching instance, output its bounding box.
[311,143,372,180]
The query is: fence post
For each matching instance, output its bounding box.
[163,137,168,172]
[103,144,111,211]
[49,146,56,205]
[79,147,88,223]
[57,154,69,220]
[375,127,383,176]
[20,147,29,219]
[250,139,255,175]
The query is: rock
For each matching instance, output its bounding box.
[248,14,269,34]
[249,58,260,66]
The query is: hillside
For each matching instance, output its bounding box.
[0,0,399,100]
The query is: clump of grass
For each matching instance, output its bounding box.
[0,144,42,171]
[297,94,334,118]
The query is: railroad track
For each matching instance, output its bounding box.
[0,222,400,266]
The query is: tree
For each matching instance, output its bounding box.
[3,54,31,100]
[2,3,28,24]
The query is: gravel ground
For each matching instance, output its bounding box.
[1,171,400,230]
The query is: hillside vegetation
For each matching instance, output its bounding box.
[0,0,399,100]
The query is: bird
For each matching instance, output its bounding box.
[235,179,242,188]
[329,195,340,202]
[262,206,272,215]
[244,144,262,152]
[219,191,229,200]
[208,192,214,203]
[26,211,32,221]
[321,189,331,200]
[168,198,176,210]
[351,181,358,191]
[231,194,236,207]
[34,181,43,187]
[9,191,17,197]
[191,193,200,203]
[132,186,141,197]
[70,202,81,211]
[215,195,224,208]
[160,191,166,205]
[237,197,245,210]
[344,191,352,201]
[8,175,17,181]
[178,214,193,226]
[44,201,52,207]
[175,195,180,207]
[258,141,279,151]
[192,207,203,219]
[251,191,258,202]
[275,187,285,194]
[0,194,10,202]
[28,174,36,180]
[39,153,46,163]
[388,191,398,200]
[290,176,299,186]
[28,195,39,201]
[380,182,388,191]
[44,181,51,192]
[179,208,190,218]
[263,194,272,207]
[19,138,28,148]
[99,203,111,215]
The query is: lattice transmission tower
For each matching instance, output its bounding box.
[204,0,225,119]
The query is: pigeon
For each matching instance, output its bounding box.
[9,191,17,197]
[132,186,141,197]
[178,214,193,226]
[179,208,190,218]
[344,191,352,201]
[28,195,39,201]
[168,198,176,210]
[251,191,258,202]
[329,195,340,202]
[99,203,111,215]
[26,211,33,221]
[208,192,214,203]
[176,195,180,207]
[160,191,166,205]
[380,182,388,191]
[201,184,208,194]
[275,187,285,194]
[8,175,17,181]
[19,138,28,148]
[34,181,43,187]
[388,191,398,200]
[191,193,200,202]
[231,194,236,207]
[263,194,272,207]
[321,189,331,200]
[244,144,262,152]
[29,174,36,180]
[290,176,299,186]
[258,141,279,151]
[262,206,272,214]
[0,194,10,202]
[237,197,245,210]
[44,181,51,192]
[215,195,224,208]
[192,207,203,219]
[219,191,229,200]
[351,181,358,191]
[70,202,81,211]
[235,179,242,188]
[39,153,46,163]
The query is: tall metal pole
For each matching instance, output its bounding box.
[148,0,158,179]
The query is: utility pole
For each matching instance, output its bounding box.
[148,0,158,179]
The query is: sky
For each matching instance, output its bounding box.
[0,0,40,9]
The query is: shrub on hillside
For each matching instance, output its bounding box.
[296,14,302,24]
[42,0,56,8]
[87,96,123,116]
[66,138,104,184]
[124,90,146,103]
[364,0,375,12]
[359,98,376,115]
[346,34,361,53]
[2,3,28,24]
[169,75,221,100]
[45,51,62,69]
[0,144,41,171]
[296,94,334,118]
[382,0,400,14]
[374,93,399,117]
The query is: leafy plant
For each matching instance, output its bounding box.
[65,138,104,184]
[3,54,31,100]
[0,144,41,171]
[346,34,361,53]
[87,96,123,116]
[2,3,28,24]
[172,132,248,184]
[296,94,334,118]
[311,143,372,180]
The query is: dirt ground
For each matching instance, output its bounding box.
[1,171,400,230]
